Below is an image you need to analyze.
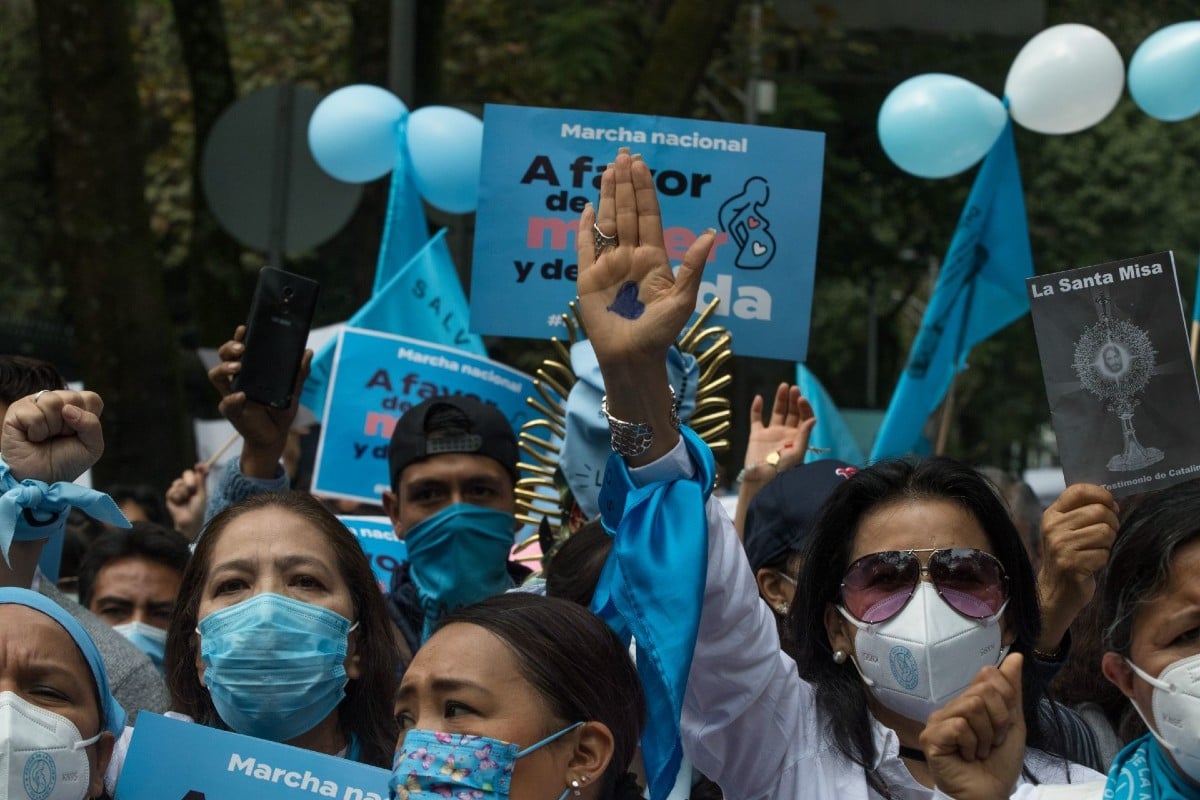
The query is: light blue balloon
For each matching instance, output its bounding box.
[308,84,407,183]
[1129,21,1200,122]
[878,74,1008,179]
[405,106,484,213]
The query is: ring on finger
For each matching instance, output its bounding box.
[593,223,619,259]
[33,390,49,405]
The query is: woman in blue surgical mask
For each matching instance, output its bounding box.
[162,492,399,768]
[391,593,645,800]
[0,587,125,800]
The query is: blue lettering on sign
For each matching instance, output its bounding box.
[889,645,920,691]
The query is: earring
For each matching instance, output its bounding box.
[833,649,847,664]
[580,775,590,783]
[571,778,582,796]
[776,602,790,615]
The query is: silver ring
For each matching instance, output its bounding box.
[593,223,618,259]
[33,390,49,405]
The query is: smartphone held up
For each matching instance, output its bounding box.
[231,267,320,409]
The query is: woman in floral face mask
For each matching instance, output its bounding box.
[163,492,399,768]
[392,593,646,800]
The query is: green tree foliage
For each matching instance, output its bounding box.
[9,0,1200,482]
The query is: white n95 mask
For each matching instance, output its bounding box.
[0,691,101,800]
[1127,653,1200,783]
[840,582,1008,723]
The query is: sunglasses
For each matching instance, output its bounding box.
[840,547,1009,624]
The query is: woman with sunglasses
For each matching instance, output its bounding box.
[573,149,1104,799]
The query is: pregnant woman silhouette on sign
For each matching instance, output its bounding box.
[719,176,776,270]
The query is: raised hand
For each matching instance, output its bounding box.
[207,325,312,478]
[742,383,816,482]
[575,150,716,465]
[922,653,1026,800]
[165,462,210,540]
[1,390,105,484]
[1036,483,1118,654]
[576,150,715,365]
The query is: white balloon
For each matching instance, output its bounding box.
[1004,24,1124,134]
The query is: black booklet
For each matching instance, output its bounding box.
[1027,252,1200,497]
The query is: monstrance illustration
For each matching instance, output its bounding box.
[1071,292,1163,471]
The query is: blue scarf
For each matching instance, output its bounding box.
[1106,734,1200,800]
[591,427,713,800]
[0,458,128,566]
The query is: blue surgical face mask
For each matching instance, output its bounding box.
[403,504,516,642]
[197,592,357,742]
[113,620,167,672]
[389,722,582,800]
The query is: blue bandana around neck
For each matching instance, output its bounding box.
[1106,733,1200,800]
[562,342,699,519]
[404,503,516,642]
[590,426,713,800]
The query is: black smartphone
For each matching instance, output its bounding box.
[231,267,320,409]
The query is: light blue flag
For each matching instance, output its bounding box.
[300,229,486,419]
[796,363,865,465]
[870,120,1033,461]
[1192,254,1200,324]
[373,140,430,294]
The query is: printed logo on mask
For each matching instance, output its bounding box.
[889,646,920,691]
[23,751,56,800]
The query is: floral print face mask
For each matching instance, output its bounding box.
[389,723,583,800]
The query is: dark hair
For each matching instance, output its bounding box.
[545,520,612,607]
[0,355,67,404]
[791,457,1060,791]
[1103,478,1200,657]
[976,466,1043,561]
[103,483,170,527]
[77,522,191,608]
[164,492,399,768]
[758,549,803,661]
[440,594,646,800]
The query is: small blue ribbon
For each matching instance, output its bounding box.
[592,427,714,800]
[0,458,129,565]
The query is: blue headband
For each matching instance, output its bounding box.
[0,587,127,736]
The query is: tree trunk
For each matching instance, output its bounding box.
[170,0,249,346]
[631,0,741,116]
[34,0,187,486]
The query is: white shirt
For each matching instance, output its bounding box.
[629,441,1103,800]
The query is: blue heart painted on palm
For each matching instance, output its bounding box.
[607,281,645,320]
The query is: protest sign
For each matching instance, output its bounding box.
[1027,252,1200,497]
[312,328,536,504]
[471,104,825,361]
[338,515,406,591]
[114,712,390,800]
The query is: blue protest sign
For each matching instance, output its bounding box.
[312,328,537,504]
[114,712,390,799]
[338,515,406,591]
[471,104,825,361]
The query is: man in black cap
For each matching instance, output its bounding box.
[742,459,856,653]
[382,396,528,654]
